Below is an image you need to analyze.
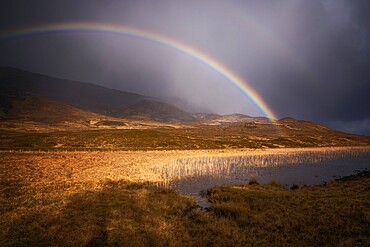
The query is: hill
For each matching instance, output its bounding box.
[0,95,133,131]
[1,95,102,124]
[0,67,150,117]
[0,67,369,150]
[0,67,204,123]
[122,99,196,123]
[0,95,182,132]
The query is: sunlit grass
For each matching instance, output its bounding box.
[206,172,370,246]
[1,148,369,246]
[1,122,370,151]
[1,171,369,246]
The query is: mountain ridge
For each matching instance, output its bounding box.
[0,67,368,139]
[0,67,151,117]
[1,67,369,149]
[0,67,260,124]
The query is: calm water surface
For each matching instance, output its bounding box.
[161,149,370,207]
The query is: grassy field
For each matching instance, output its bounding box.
[206,173,370,246]
[1,123,370,151]
[1,149,369,246]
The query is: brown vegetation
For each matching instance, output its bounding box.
[0,148,369,246]
[1,121,370,151]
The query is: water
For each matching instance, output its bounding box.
[157,149,370,207]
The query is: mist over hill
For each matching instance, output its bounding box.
[0,67,258,124]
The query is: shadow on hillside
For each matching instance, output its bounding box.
[5,181,199,246]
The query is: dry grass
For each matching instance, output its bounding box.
[207,172,370,246]
[1,180,199,246]
[1,147,368,185]
[1,121,370,151]
[1,148,369,246]
[1,171,369,246]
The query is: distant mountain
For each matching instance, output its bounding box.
[122,99,196,123]
[193,113,256,126]
[278,117,332,132]
[1,67,365,139]
[0,67,150,117]
[1,68,369,148]
[1,95,102,124]
[0,67,214,123]
[0,95,137,131]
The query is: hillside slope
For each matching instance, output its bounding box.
[0,95,134,131]
[0,67,150,117]
[122,99,196,123]
[2,96,102,124]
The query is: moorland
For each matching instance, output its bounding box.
[1,67,369,246]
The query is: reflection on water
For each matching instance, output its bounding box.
[154,149,370,207]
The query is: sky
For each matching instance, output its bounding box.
[0,0,370,135]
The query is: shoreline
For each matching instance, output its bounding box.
[1,146,370,185]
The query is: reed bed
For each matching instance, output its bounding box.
[156,149,370,189]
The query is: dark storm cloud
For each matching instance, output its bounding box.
[0,0,370,134]
[257,0,370,134]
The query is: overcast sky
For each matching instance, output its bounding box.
[1,0,370,135]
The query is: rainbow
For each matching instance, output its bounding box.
[0,22,278,122]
